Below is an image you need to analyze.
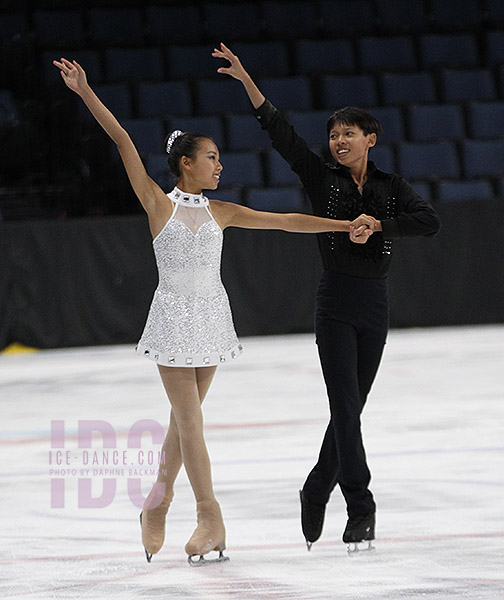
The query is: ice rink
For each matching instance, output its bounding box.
[1,325,503,599]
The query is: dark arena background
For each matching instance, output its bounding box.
[1,0,504,349]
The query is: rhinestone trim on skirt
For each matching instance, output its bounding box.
[135,342,243,368]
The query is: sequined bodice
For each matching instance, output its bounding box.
[153,205,223,297]
[136,188,242,367]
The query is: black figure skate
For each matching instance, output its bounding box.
[343,512,375,555]
[299,490,326,551]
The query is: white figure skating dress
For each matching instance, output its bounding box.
[136,187,242,367]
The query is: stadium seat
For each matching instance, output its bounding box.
[136,81,192,119]
[408,104,465,141]
[262,1,318,38]
[218,151,263,187]
[266,150,300,186]
[375,0,427,33]
[169,116,224,149]
[485,31,504,67]
[381,72,436,105]
[430,0,482,31]
[286,110,329,146]
[0,12,28,43]
[483,0,504,26]
[420,34,479,69]
[105,48,163,83]
[81,0,138,5]
[34,10,85,47]
[295,40,355,75]
[196,79,252,115]
[0,90,19,124]
[257,76,312,111]
[87,8,144,45]
[438,180,493,202]
[121,119,165,155]
[225,114,271,151]
[144,153,171,190]
[462,139,504,178]
[496,178,504,197]
[322,75,377,109]
[369,144,395,173]
[167,45,219,80]
[35,0,91,5]
[80,83,132,122]
[498,66,504,99]
[319,0,375,37]
[358,36,417,72]
[246,187,305,212]
[368,106,405,143]
[210,188,242,204]
[146,6,202,44]
[398,141,460,179]
[224,42,289,77]
[468,101,504,139]
[441,69,496,103]
[203,3,261,40]
[410,181,432,203]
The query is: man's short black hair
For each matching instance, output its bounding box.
[326,106,383,137]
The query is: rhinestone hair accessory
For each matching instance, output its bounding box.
[165,130,184,154]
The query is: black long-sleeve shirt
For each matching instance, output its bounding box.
[254,99,441,279]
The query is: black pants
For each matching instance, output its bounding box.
[303,271,389,517]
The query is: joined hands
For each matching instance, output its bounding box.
[349,215,377,244]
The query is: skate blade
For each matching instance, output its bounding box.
[306,541,313,552]
[188,550,230,567]
[139,513,153,563]
[346,540,375,556]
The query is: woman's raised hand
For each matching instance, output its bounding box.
[52,58,88,95]
[212,43,248,81]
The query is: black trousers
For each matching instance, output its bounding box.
[303,271,389,517]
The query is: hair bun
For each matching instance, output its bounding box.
[165,130,184,154]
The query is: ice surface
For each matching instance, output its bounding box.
[1,326,503,599]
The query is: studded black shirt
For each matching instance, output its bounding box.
[254,100,441,279]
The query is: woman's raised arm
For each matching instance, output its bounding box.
[53,58,166,217]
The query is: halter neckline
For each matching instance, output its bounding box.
[167,186,209,207]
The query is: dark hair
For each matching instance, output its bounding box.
[326,106,383,137]
[165,131,213,179]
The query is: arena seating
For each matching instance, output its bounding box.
[1,0,504,219]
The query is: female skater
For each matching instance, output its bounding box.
[213,43,441,553]
[53,57,376,565]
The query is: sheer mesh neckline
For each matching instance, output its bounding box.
[171,204,213,235]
